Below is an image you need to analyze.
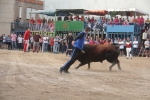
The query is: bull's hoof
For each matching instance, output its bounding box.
[109,68,112,71]
[87,68,90,70]
[75,67,79,69]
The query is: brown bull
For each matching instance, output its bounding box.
[75,44,121,71]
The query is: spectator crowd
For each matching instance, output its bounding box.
[0,29,150,58]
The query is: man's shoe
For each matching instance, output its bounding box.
[59,67,70,74]
[63,70,70,74]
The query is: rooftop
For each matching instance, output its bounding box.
[17,0,43,5]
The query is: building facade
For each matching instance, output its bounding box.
[0,0,43,35]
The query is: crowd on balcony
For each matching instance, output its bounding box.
[13,14,150,34]
[29,17,55,32]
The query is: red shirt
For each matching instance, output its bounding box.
[137,17,141,25]
[99,41,104,44]
[108,21,113,25]
[89,40,95,44]
[30,19,35,24]
[126,42,132,48]
[104,41,110,45]
[33,35,41,42]
[91,18,94,23]
[114,18,119,24]
[37,19,42,25]
[50,38,54,46]
[24,30,30,40]
[140,17,144,25]
[80,16,84,21]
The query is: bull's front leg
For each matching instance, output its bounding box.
[116,60,121,71]
[75,63,86,69]
[109,62,116,71]
[75,63,83,69]
[88,62,90,69]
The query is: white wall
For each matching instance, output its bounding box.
[0,0,15,35]
[44,0,150,14]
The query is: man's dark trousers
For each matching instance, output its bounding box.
[61,47,81,71]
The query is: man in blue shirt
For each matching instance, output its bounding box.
[60,27,90,73]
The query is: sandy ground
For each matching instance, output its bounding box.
[0,49,150,100]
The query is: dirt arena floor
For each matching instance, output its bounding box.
[0,49,150,100]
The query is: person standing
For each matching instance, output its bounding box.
[53,35,59,53]
[11,32,17,50]
[15,17,20,29]
[50,37,54,53]
[133,38,139,56]
[39,35,43,52]
[114,16,119,25]
[66,33,73,56]
[89,37,95,44]
[33,33,41,53]
[42,34,49,52]
[64,15,69,21]
[57,36,61,53]
[17,34,23,50]
[123,38,127,56]
[61,35,67,54]
[118,39,124,56]
[57,15,62,21]
[37,17,42,31]
[6,35,12,50]
[2,34,6,49]
[0,35,3,49]
[145,18,150,30]
[84,38,89,44]
[140,16,144,29]
[23,29,30,52]
[29,17,35,31]
[42,18,47,31]
[137,16,141,32]
[126,37,132,59]
[30,35,34,50]
[60,27,90,73]
[142,30,148,48]
[144,38,150,58]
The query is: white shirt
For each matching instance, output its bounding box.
[88,23,91,28]
[84,41,89,44]
[43,37,49,43]
[133,41,138,48]
[54,38,59,44]
[30,37,34,43]
[114,40,118,44]
[18,37,23,43]
[142,32,147,40]
[144,41,150,48]
[119,41,124,49]
[3,36,6,42]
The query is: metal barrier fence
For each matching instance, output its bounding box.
[11,22,29,33]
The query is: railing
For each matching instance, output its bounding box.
[106,23,143,34]
[11,22,55,32]
[11,22,29,32]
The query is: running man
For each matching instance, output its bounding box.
[24,29,31,52]
[59,27,90,73]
